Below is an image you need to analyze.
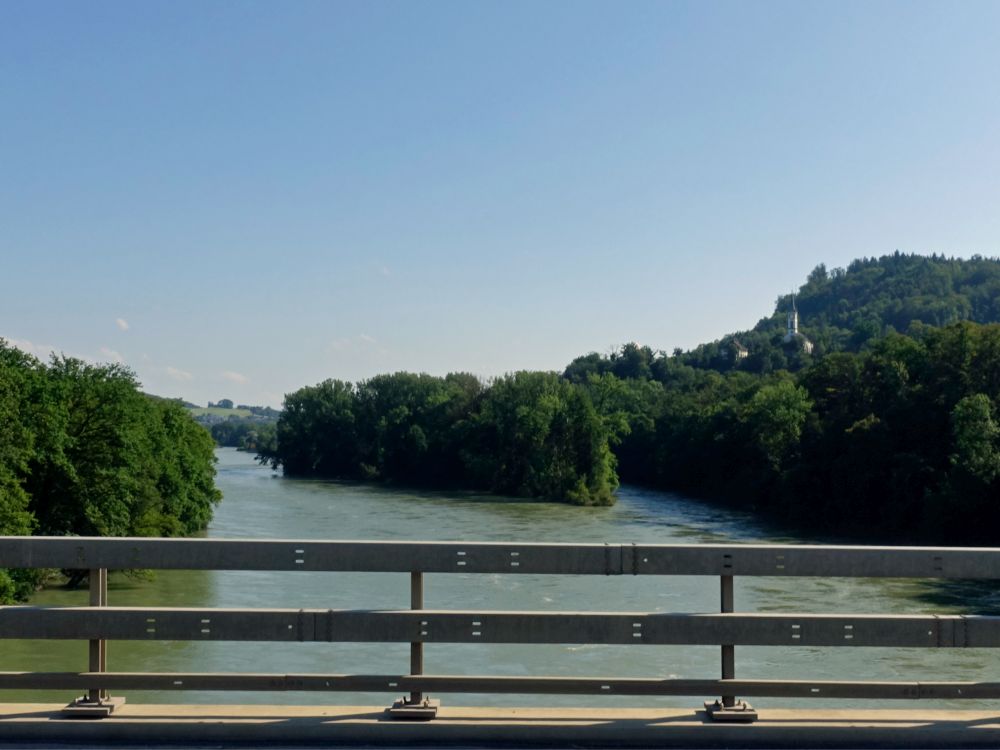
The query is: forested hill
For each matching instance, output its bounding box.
[674,253,1000,373]
[777,253,1000,332]
[561,253,1000,545]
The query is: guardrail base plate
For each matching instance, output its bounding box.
[386,697,440,720]
[63,696,125,719]
[704,699,757,723]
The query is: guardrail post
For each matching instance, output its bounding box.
[704,574,756,722]
[63,567,124,717]
[386,571,439,719]
[721,573,735,707]
[89,567,107,703]
[410,570,424,705]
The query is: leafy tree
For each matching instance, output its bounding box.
[0,340,222,603]
[466,372,616,505]
[950,394,1000,483]
[563,352,610,383]
[741,379,812,471]
[261,380,359,476]
[0,345,38,601]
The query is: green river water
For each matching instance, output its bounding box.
[3,448,998,709]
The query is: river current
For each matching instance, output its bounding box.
[3,448,997,709]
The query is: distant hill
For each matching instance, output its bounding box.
[189,406,254,419]
[144,393,199,409]
[177,402,281,451]
[678,252,1000,373]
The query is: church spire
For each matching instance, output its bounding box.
[787,294,799,337]
[782,293,813,354]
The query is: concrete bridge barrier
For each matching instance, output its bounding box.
[2,536,1000,745]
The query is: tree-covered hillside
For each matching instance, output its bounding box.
[562,254,1000,543]
[673,253,1000,373]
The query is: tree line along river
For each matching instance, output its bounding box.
[3,448,998,709]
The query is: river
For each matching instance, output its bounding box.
[3,448,997,709]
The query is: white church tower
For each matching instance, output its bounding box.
[782,295,814,354]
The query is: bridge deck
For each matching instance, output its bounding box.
[3,704,1000,748]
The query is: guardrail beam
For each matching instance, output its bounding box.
[5,537,1000,578]
[3,607,991,648]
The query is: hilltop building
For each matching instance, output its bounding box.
[720,338,749,363]
[782,296,814,354]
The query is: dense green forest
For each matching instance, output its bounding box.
[257,371,617,506]
[0,341,221,603]
[572,322,1000,543]
[264,253,1000,543]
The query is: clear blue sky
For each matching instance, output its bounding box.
[3,1,999,407]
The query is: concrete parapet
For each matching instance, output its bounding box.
[4,703,1000,748]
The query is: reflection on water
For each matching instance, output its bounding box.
[2,448,997,709]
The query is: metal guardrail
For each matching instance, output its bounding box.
[2,537,1000,721]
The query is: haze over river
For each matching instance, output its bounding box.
[4,448,998,709]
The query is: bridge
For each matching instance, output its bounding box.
[2,536,1000,747]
